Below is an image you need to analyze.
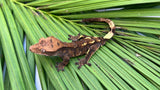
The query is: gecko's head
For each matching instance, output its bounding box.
[29,37,48,55]
[29,36,63,56]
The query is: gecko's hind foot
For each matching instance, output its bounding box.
[75,59,91,69]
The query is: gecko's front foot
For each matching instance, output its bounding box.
[55,63,65,72]
[68,34,80,41]
[75,59,91,69]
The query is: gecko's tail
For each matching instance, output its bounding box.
[82,18,115,39]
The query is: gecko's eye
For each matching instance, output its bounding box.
[41,49,46,52]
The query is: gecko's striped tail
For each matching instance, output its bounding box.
[82,18,115,39]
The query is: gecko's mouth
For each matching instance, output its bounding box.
[29,43,41,54]
[29,45,35,52]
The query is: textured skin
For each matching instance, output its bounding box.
[30,18,115,71]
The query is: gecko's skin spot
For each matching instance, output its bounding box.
[89,40,95,44]
[78,51,81,56]
[51,44,54,48]
[57,42,60,46]
[85,37,91,39]
[86,48,90,54]
[82,43,87,46]
[50,39,52,43]
[40,40,44,44]
[79,35,84,39]
[40,40,46,46]
[96,39,101,42]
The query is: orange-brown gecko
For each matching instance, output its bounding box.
[30,18,115,71]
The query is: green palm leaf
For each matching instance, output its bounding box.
[0,0,160,90]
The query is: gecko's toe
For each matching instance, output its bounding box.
[75,62,82,69]
[87,63,91,66]
[78,65,82,69]
[75,62,79,65]
[57,68,65,72]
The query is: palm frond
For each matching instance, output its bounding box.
[0,0,160,90]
